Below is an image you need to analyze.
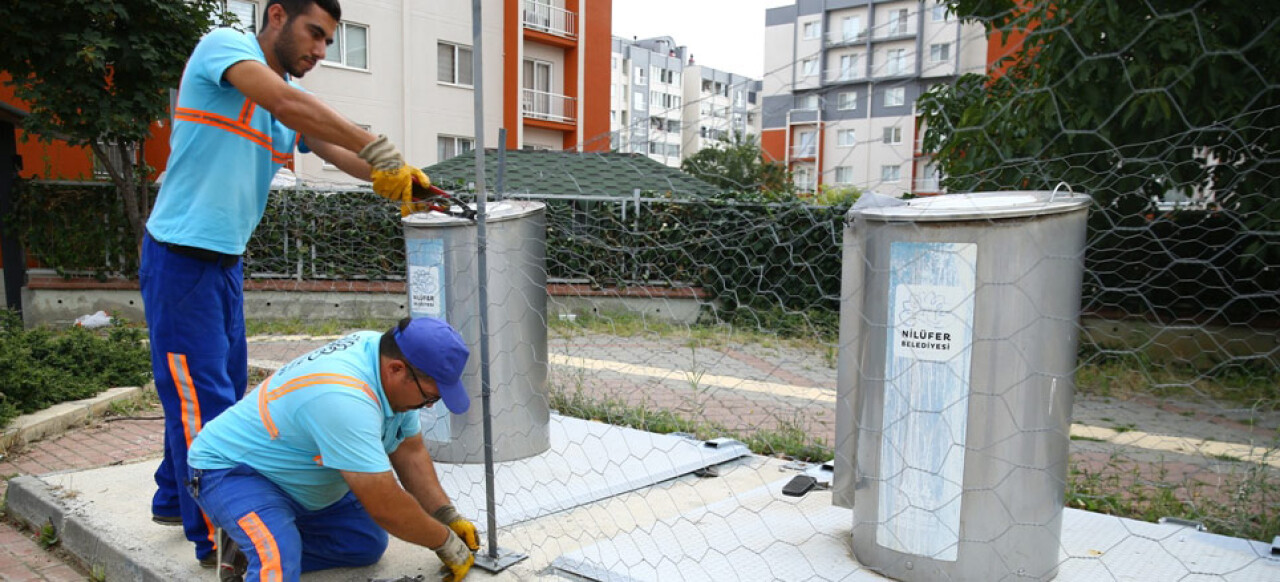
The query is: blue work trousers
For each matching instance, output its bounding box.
[188,464,388,582]
[140,232,247,560]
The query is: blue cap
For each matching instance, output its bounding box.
[392,317,470,414]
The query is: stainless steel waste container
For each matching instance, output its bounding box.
[833,191,1090,581]
[403,201,550,463]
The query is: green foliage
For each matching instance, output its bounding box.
[0,310,152,428]
[0,0,225,246]
[921,1,1279,224]
[680,132,794,196]
[37,518,58,549]
[9,181,151,278]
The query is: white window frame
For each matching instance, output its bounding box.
[797,94,819,110]
[932,4,948,22]
[803,21,821,39]
[835,166,854,184]
[802,58,818,77]
[930,43,951,62]
[887,48,907,75]
[838,91,858,111]
[633,91,646,109]
[226,0,258,34]
[837,129,856,147]
[437,42,473,87]
[888,8,909,35]
[884,87,906,107]
[883,126,902,144]
[842,16,863,41]
[634,65,647,85]
[839,54,858,80]
[437,135,475,162]
[881,164,902,182]
[324,21,369,71]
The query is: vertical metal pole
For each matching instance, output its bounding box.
[470,1,526,572]
[496,129,507,202]
[0,122,25,315]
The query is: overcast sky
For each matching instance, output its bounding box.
[611,0,793,80]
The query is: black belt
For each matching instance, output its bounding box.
[156,238,241,268]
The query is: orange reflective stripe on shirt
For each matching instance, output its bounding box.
[237,512,283,582]
[173,106,292,163]
[238,98,256,124]
[258,373,379,439]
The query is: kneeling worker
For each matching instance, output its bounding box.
[187,317,479,581]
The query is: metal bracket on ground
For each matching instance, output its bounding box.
[472,547,527,572]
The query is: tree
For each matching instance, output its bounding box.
[681,132,794,197]
[919,0,1278,218]
[0,1,224,248]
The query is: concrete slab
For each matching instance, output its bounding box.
[4,416,756,581]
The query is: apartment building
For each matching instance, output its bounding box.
[225,0,611,186]
[760,0,987,196]
[610,36,762,168]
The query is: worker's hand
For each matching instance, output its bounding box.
[360,134,431,217]
[433,529,474,582]
[432,504,480,551]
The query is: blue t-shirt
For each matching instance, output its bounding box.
[189,332,421,511]
[147,27,308,255]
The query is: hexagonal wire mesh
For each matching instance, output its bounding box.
[211,1,1280,580]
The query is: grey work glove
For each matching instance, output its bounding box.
[432,504,480,551]
[358,134,405,171]
[432,529,474,582]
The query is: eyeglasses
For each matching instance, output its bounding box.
[406,365,439,409]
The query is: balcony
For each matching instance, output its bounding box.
[825,29,869,47]
[826,69,865,84]
[523,0,576,39]
[914,178,941,192]
[522,88,577,125]
[791,144,817,159]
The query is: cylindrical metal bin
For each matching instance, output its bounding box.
[836,191,1090,582]
[403,201,550,463]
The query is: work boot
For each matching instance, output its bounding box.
[216,528,249,582]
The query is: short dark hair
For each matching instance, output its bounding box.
[263,0,341,24]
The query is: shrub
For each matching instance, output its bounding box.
[0,310,152,428]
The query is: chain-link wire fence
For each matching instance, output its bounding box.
[6,0,1277,579]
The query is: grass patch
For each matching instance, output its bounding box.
[1070,435,1105,442]
[548,382,831,463]
[1067,454,1280,541]
[550,310,834,359]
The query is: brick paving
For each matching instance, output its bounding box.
[1,413,164,582]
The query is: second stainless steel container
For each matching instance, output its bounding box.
[403,201,550,463]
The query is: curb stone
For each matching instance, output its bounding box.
[0,385,151,454]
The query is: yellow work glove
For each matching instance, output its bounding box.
[432,504,480,551]
[359,134,431,217]
[433,529,474,582]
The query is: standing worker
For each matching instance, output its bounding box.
[187,317,480,582]
[141,0,429,567]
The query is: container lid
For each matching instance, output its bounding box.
[402,200,545,227]
[857,191,1090,222]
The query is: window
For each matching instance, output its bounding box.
[884,87,906,107]
[837,129,856,147]
[887,48,907,75]
[835,166,854,184]
[930,43,951,62]
[437,136,474,162]
[658,68,678,84]
[633,91,646,109]
[794,166,815,191]
[734,90,744,107]
[802,58,818,77]
[839,54,859,79]
[795,130,816,157]
[92,141,138,180]
[227,0,257,34]
[883,126,902,144]
[324,21,368,69]
[438,42,473,86]
[842,16,863,41]
[838,91,858,110]
[634,66,647,85]
[881,164,902,182]
[797,94,819,110]
[932,4,948,21]
[887,9,909,35]
[803,21,820,39]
